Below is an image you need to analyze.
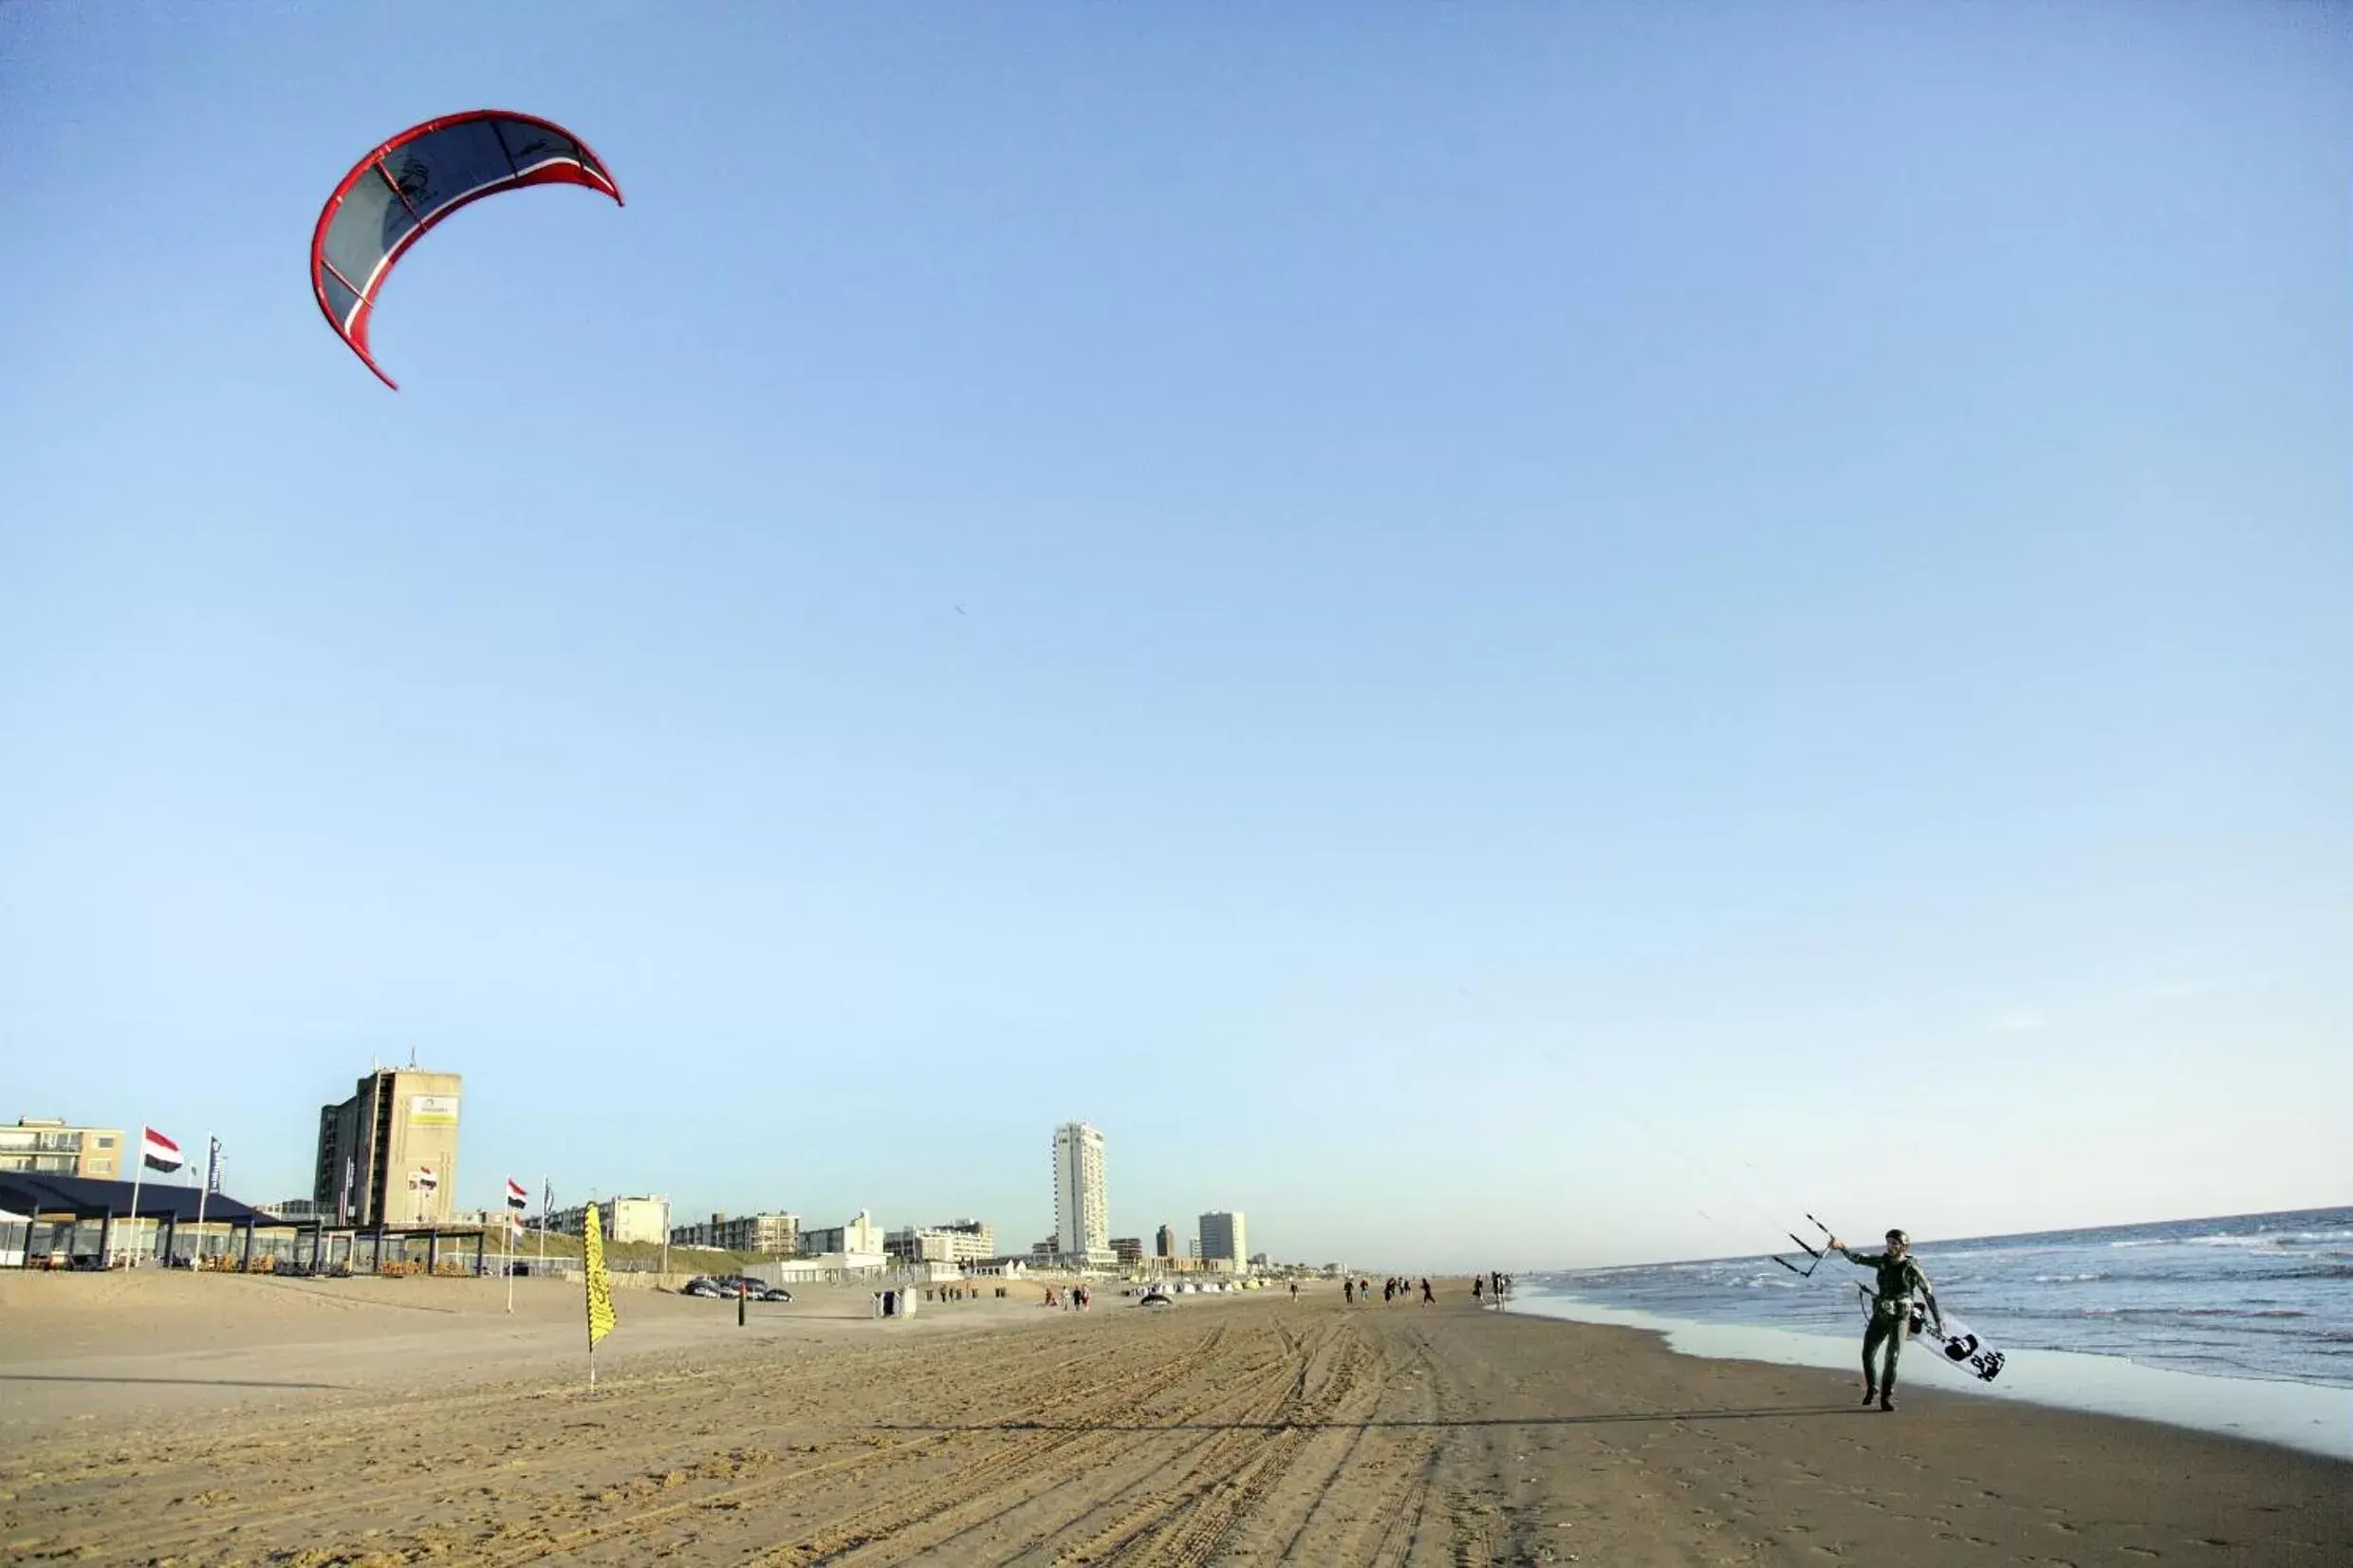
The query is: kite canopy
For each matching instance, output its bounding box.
[309,110,622,388]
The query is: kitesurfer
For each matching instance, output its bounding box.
[1828,1228,1942,1411]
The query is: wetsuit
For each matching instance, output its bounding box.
[1842,1247,1937,1399]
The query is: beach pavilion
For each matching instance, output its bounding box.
[0,1173,500,1275]
[0,1173,301,1270]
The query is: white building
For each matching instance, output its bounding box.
[547,1195,671,1245]
[1198,1211,1249,1273]
[885,1224,995,1265]
[752,1252,886,1284]
[1052,1121,1113,1266]
[800,1209,881,1257]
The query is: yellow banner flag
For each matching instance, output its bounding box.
[584,1202,617,1351]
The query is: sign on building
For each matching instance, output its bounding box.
[410,1096,460,1126]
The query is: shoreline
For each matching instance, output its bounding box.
[1510,1286,2353,1461]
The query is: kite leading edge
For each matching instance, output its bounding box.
[308,109,622,389]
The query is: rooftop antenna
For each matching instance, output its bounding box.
[409,1046,417,1069]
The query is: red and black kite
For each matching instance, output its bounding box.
[309,110,622,388]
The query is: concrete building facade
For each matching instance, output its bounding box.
[1112,1236,1144,1266]
[1051,1120,1112,1265]
[1156,1224,1176,1259]
[313,1068,462,1227]
[0,1119,125,1180]
[548,1196,670,1245]
[935,1218,995,1257]
[788,1210,886,1276]
[1198,1211,1249,1272]
[671,1211,800,1254]
[885,1223,996,1265]
[800,1210,881,1257]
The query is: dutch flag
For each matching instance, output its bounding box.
[140,1127,183,1173]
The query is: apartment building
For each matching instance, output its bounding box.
[313,1067,462,1227]
[671,1211,800,1254]
[547,1195,671,1245]
[0,1118,124,1180]
[1198,1211,1250,1272]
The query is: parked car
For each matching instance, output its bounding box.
[693,1274,791,1302]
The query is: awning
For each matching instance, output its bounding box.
[0,1173,285,1227]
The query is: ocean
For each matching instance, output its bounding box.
[1533,1206,2353,1386]
[1517,1205,2353,1456]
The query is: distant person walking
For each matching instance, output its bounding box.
[1344,1278,1355,1305]
[1472,1275,1484,1303]
[1419,1277,1434,1305]
[1289,1281,1299,1302]
[1829,1228,1942,1411]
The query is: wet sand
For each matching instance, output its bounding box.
[1,1272,2344,1565]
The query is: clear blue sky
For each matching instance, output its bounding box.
[3,3,2345,1270]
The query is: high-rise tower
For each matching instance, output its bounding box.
[1198,1211,1249,1273]
[1051,1121,1110,1264]
[314,1066,462,1227]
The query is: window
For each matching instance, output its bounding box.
[96,1135,117,1148]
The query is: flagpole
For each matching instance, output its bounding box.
[124,1134,145,1269]
[194,1134,213,1271]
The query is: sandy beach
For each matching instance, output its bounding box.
[1,1273,2344,1566]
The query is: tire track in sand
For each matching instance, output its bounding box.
[826,1319,1320,1564]
[1036,1316,1380,1567]
[725,1322,1254,1566]
[488,1323,1235,1567]
[21,1327,1183,1566]
[1266,1318,1446,1566]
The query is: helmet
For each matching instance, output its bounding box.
[1885,1228,1909,1245]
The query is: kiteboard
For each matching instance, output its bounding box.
[1862,1289,2007,1383]
[1908,1301,2007,1384]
